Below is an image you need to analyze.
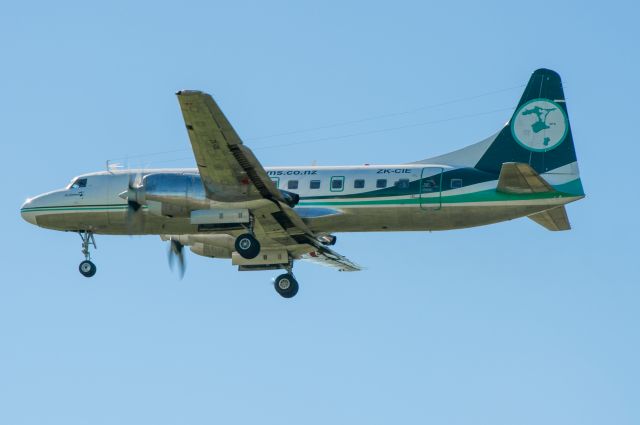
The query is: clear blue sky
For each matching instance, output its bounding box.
[1,1,638,424]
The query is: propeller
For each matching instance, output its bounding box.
[168,238,186,279]
[119,171,145,234]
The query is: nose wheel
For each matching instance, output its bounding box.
[79,260,97,277]
[78,231,97,278]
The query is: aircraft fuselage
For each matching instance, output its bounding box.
[21,163,581,236]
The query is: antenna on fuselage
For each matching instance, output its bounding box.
[106,160,125,173]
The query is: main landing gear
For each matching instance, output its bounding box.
[233,229,300,298]
[274,272,299,298]
[235,233,261,259]
[235,217,261,260]
[233,220,301,298]
[78,231,97,278]
[272,260,299,299]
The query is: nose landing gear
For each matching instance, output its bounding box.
[79,260,97,277]
[78,231,97,278]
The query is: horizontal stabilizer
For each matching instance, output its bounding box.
[497,162,554,194]
[528,206,571,231]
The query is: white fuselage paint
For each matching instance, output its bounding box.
[20,163,581,236]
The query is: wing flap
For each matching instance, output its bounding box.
[300,246,362,272]
[528,206,571,231]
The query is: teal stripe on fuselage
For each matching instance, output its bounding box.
[551,179,585,197]
[21,178,583,212]
[21,204,131,213]
[299,178,583,207]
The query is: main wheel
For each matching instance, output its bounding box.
[79,260,97,278]
[235,233,261,259]
[274,273,299,298]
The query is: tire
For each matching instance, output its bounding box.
[79,260,97,278]
[235,233,261,259]
[274,273,299,298]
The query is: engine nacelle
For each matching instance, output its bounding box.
[190,242,232,259]
[162,234,235,259]
[124,173,299,217]
[130,173,210,217]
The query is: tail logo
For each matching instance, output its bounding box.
[511,98,568,152]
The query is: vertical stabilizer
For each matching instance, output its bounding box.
[475,69,579,177]
[417,68,583,196]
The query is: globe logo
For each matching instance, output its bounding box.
[511,98,568,152]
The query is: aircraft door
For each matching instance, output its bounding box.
[419,167,443,210]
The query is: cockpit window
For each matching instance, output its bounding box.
[70,178,87,189]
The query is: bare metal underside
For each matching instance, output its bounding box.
[33,201,572,237]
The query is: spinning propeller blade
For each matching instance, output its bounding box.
[124,171,144,234]
[168,239,186,279]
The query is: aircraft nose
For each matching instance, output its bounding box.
[20,198,38,225]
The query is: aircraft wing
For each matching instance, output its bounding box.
[176,90,362,272]
[176,90,286,204]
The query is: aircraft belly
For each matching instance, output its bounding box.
[32,210,196,235]
[306,203,568,233]
[34,211,109,232]
[101,213,197,235]
[34,197,574,235]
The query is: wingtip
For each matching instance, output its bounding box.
[531,68,561,81]
[175,89,204,96]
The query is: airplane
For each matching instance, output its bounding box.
[20,68,585,298]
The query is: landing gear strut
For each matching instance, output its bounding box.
[78,231,97,278]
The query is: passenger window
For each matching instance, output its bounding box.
[422,179,437,192]
[450,178,463,189]
[376,179,387,188]
[287,180,298,190]
[310,180,321,189]
[71,178,87,189]
[330,176,344,192]
[354,179,365,189]
[394,179,410,189]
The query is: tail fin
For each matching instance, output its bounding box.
[475,68,578,176]
[419,69,584,196]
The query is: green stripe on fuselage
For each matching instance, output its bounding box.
[299,179,583,206]
[21,204,131,213]
[21,179,583,211]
